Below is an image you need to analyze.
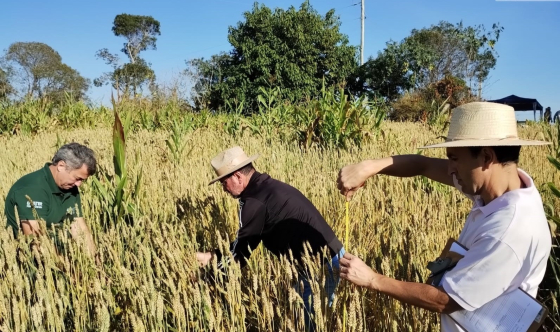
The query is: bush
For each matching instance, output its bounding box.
[389,75,478,123]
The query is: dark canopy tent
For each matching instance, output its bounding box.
[487,95,544,121]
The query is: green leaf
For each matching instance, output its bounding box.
[549,214,560,228]
[91,176,110,203]
[113,110,126,178]
[257,95,265,106]
[165,140,175,153]
[548,182,560,199]
[114,172,128,219]
[548,155,560,172]
[132,167,143,201]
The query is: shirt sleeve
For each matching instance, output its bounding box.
[441,237,522,311]
[11,187,51,221]
[214,198,266,269]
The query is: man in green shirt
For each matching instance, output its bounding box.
[4,142,97,257]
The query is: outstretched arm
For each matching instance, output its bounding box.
[337,155,453,199]
[197,199,266,269]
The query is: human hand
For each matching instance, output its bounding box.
[196,252,213,267]
[337,161,375,200]
[339,252,378,289]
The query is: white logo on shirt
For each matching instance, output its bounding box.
[26,201,43,209]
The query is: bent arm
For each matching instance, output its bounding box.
[21,219,42,235]
[215,200,265,269]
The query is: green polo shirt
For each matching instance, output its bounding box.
[4,163,82,237]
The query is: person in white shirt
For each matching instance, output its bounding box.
[335,101,553,331]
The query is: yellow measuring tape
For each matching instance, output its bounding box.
[345,201,349,248]
[343,200,349,332]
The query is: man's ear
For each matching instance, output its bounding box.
[56,161,67,172]
[230,171,241,183]
[481,147,495,165]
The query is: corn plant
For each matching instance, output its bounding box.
[256,86,281,113]
[426,96,452,137]
[90,95,142,226]
[51,133,67,152]
[165,118,195,166]
[138,108,156,131]
[244,86,294,143]
[223,99,245,136]
[295,82,384,150]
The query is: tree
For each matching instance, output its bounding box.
[347,42,413,101]
[0,67,14,100]
[95,14,160,95]
[185,52,231,109]
[112,14,161,64]
[94,50,155,96]
[111,60,155,94]
[405,21,503,88]
[43,63,91,104]
[351,21,503,100]
[188,1,358,111]
[1,42,89,102]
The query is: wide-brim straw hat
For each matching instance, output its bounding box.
[420,101,550,149]
[208,146,259,185]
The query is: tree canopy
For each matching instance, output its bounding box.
[349,21,503,101]
[187,1,358,111]
[1,42,89,103]
[94,14,160,96]
[112,13,161,64]
[0,68,14,100]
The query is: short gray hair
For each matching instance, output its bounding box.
[52,143,97,175]
[238,163,255,175]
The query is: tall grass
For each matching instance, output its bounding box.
[0,97,557,331]
[540,121,560,330]
[0,86,386,152]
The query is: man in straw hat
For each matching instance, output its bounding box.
[335,102,552,331]
[196,146,345,331]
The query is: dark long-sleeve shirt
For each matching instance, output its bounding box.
[214,172,343,269]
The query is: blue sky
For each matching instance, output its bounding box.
[1,0,559,120]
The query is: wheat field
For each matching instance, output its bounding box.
[0,121,556,331]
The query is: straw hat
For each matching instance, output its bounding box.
[209,146,259,185]
[420,102,550,149]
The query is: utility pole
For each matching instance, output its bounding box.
[360,0,365,65]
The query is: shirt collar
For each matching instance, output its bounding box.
[475,168,534,217]
[240,171,263,198]
[42,162,63,194]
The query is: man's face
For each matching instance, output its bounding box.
[446,147,487,196]
[56,162,89,190]
[220,172,244,198]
